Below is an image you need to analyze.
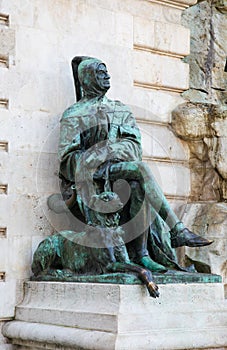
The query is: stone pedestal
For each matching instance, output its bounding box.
[3,281,227,350]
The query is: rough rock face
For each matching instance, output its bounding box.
[181,0,227,104]
[172,102,227,201]
[183,202,227,285]
[172,0,227,201]
[171,0,227,280]
[172,0,227,200]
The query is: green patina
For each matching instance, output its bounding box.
[32,271,221,284]
[32,57,218,298]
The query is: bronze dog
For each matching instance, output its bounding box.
[32,192,159,298]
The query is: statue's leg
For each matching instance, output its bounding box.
[127,181,167,272]
[109,165,167,272]
[128,180,149,260]
[109,161,213,248]
[109,161,179,230]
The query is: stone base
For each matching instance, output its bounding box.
[31,270,222,284]
[3,281,227,350]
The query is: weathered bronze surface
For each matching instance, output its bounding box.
[32,57,216,297]
[31,271,221,284]
[32,192,159,298]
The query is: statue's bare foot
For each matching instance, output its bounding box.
[140,256,167,273]
[171,228,213,248]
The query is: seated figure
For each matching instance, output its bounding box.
[56,56,212,273]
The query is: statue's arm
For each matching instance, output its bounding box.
[58,115,83,182]
[85,111,142,171]
[108,112,142,162]
[59,112,110,177]
[85,112,142,170]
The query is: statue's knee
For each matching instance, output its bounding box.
[130,180,141,191]
[130,161,149,180]
[125,162,143,178]
[137,161,149,173]
[129,180,145,204]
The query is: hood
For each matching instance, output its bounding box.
[78,57,109,98]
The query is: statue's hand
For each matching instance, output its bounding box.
[84,147,108,169]
[93,163,107,180]
[108,144,136,161]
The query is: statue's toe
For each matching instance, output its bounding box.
[171,228,213,248]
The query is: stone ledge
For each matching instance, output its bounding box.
[3,321,116,350]
[3,320,227,350]
[2,282,227,349]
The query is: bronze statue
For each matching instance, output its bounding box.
[58,57,212,267]
[32,56,213,297]
[32,192,159,298]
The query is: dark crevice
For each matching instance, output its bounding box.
[204,1,215,95]
[185,255,211,273]
[211,86,226,91]
[190,88,209,94]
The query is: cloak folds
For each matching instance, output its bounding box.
[58,57,182,270]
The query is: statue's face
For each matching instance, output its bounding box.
[96,63,110,90]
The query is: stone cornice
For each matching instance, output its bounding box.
[134,44,185,59]
[146,0,197,9]
[134,81,186,93]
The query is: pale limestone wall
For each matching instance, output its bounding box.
[0,0,193,344]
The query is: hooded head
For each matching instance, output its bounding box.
[77,57,110,99]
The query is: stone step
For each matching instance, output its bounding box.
[3,281,227,349]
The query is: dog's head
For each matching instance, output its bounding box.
[89,191,123,228]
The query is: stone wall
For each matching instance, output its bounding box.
[182,0,227,105]
[171,0,227,288]
[0,0,194,346]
